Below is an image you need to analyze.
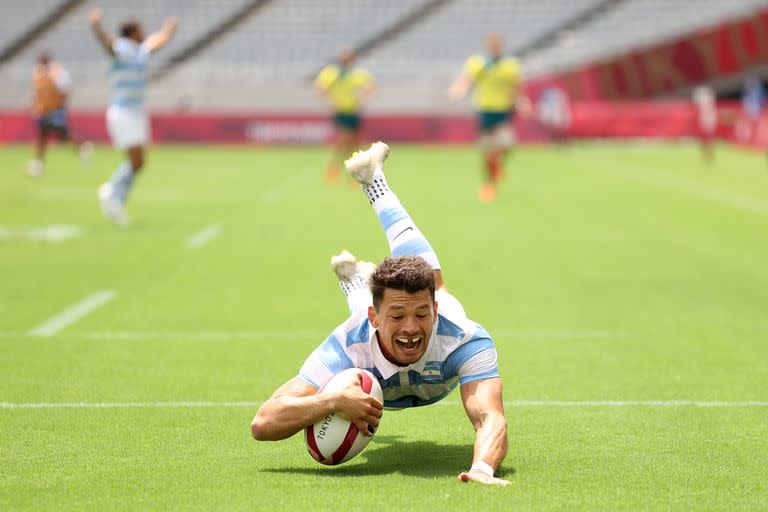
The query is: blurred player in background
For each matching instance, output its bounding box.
[739,75,766,146]
[692,85,717,164]
[449,32,529,203]
[314,49,375,183]
[537,85,571,146]
[251,142,509,487]
[28,52,92,177]
[89,8,177,226]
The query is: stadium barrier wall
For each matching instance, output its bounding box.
[1,103,765,147]
[527,8,768,101]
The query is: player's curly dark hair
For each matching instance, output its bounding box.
[120,21,141,38]
[370,255,435,310]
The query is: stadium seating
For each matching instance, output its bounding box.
[0,1,66,56]
[1,0,766,110]
[171,0,437,81]
[358,0,605,79]
[524,0,768,76]
[4,0,253,77]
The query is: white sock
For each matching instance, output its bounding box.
[109,161,135,204]
[339,274,372,315]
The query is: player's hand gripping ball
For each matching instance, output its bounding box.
[305,369,383,465]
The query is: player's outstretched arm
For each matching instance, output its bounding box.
[360,80,376,103]
[144,17,178,53]
[314,83,329,99]
[89,9,115,56]
[458,377,510,486]
[251,374,383,441]
[448,73,473,101]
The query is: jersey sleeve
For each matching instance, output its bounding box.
[138,41,153,60]
[355,69,374,89]
[298,332,354,389]
[464,55,486,80]
[444,325,499,385]
[112,38,133,60]
[112,38,150,64]
[314,65,338,90]
[53,66,72,94]
[505,58,521,85]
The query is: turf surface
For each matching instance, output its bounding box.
[1,142,767,510]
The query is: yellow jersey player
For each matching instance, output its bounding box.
[314,49,375,183]
[449,33,528,202]
[28,52,92,177]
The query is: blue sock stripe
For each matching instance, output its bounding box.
[392,237,435,257]
[377,207,410,231]
[110,161,136,204]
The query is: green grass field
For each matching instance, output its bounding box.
[1,142,767,510]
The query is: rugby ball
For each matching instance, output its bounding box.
[305,369,383,465]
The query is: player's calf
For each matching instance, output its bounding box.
[344,142,441,270]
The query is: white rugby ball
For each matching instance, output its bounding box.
[305,368,383,465]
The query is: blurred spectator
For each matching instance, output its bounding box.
[692,85,716,163]
[537,86,571,146]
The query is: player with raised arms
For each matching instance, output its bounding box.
[89,8,177,225]
[449,32,528,203]
[251,142,509,486]
[314,49,375,183]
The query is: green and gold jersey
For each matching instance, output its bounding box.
[464,55,521,112]
[314,64,374,114]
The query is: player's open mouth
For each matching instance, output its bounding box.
[395,336,422,352]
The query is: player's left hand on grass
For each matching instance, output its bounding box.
[458,470,511,487]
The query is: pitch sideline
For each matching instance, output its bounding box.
[0,329,625,340]
[2,400,766,409]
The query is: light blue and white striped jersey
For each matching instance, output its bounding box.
[109,38,150,109]
[299,290,499,410]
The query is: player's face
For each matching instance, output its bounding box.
[339,49,356,68]
[369,288,437,366]
[487,33,503,58]
[131,26,145,42]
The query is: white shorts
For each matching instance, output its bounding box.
[106,105,149,149]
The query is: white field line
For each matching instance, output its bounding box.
[0,329,625,340]
[0,401,262,409]
[606,160,768,215]
[186,224,222,249]
[65,330,325,340]
[27,290,117,337]
[448,400,768,407]
[493,329,625,339]
[2,400,767,410]
[0,225,84,243]
[33,187,184,202]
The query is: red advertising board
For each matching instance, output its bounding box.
[1,103,764,147]
[0,106,690,145]
[527,8,768,101]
